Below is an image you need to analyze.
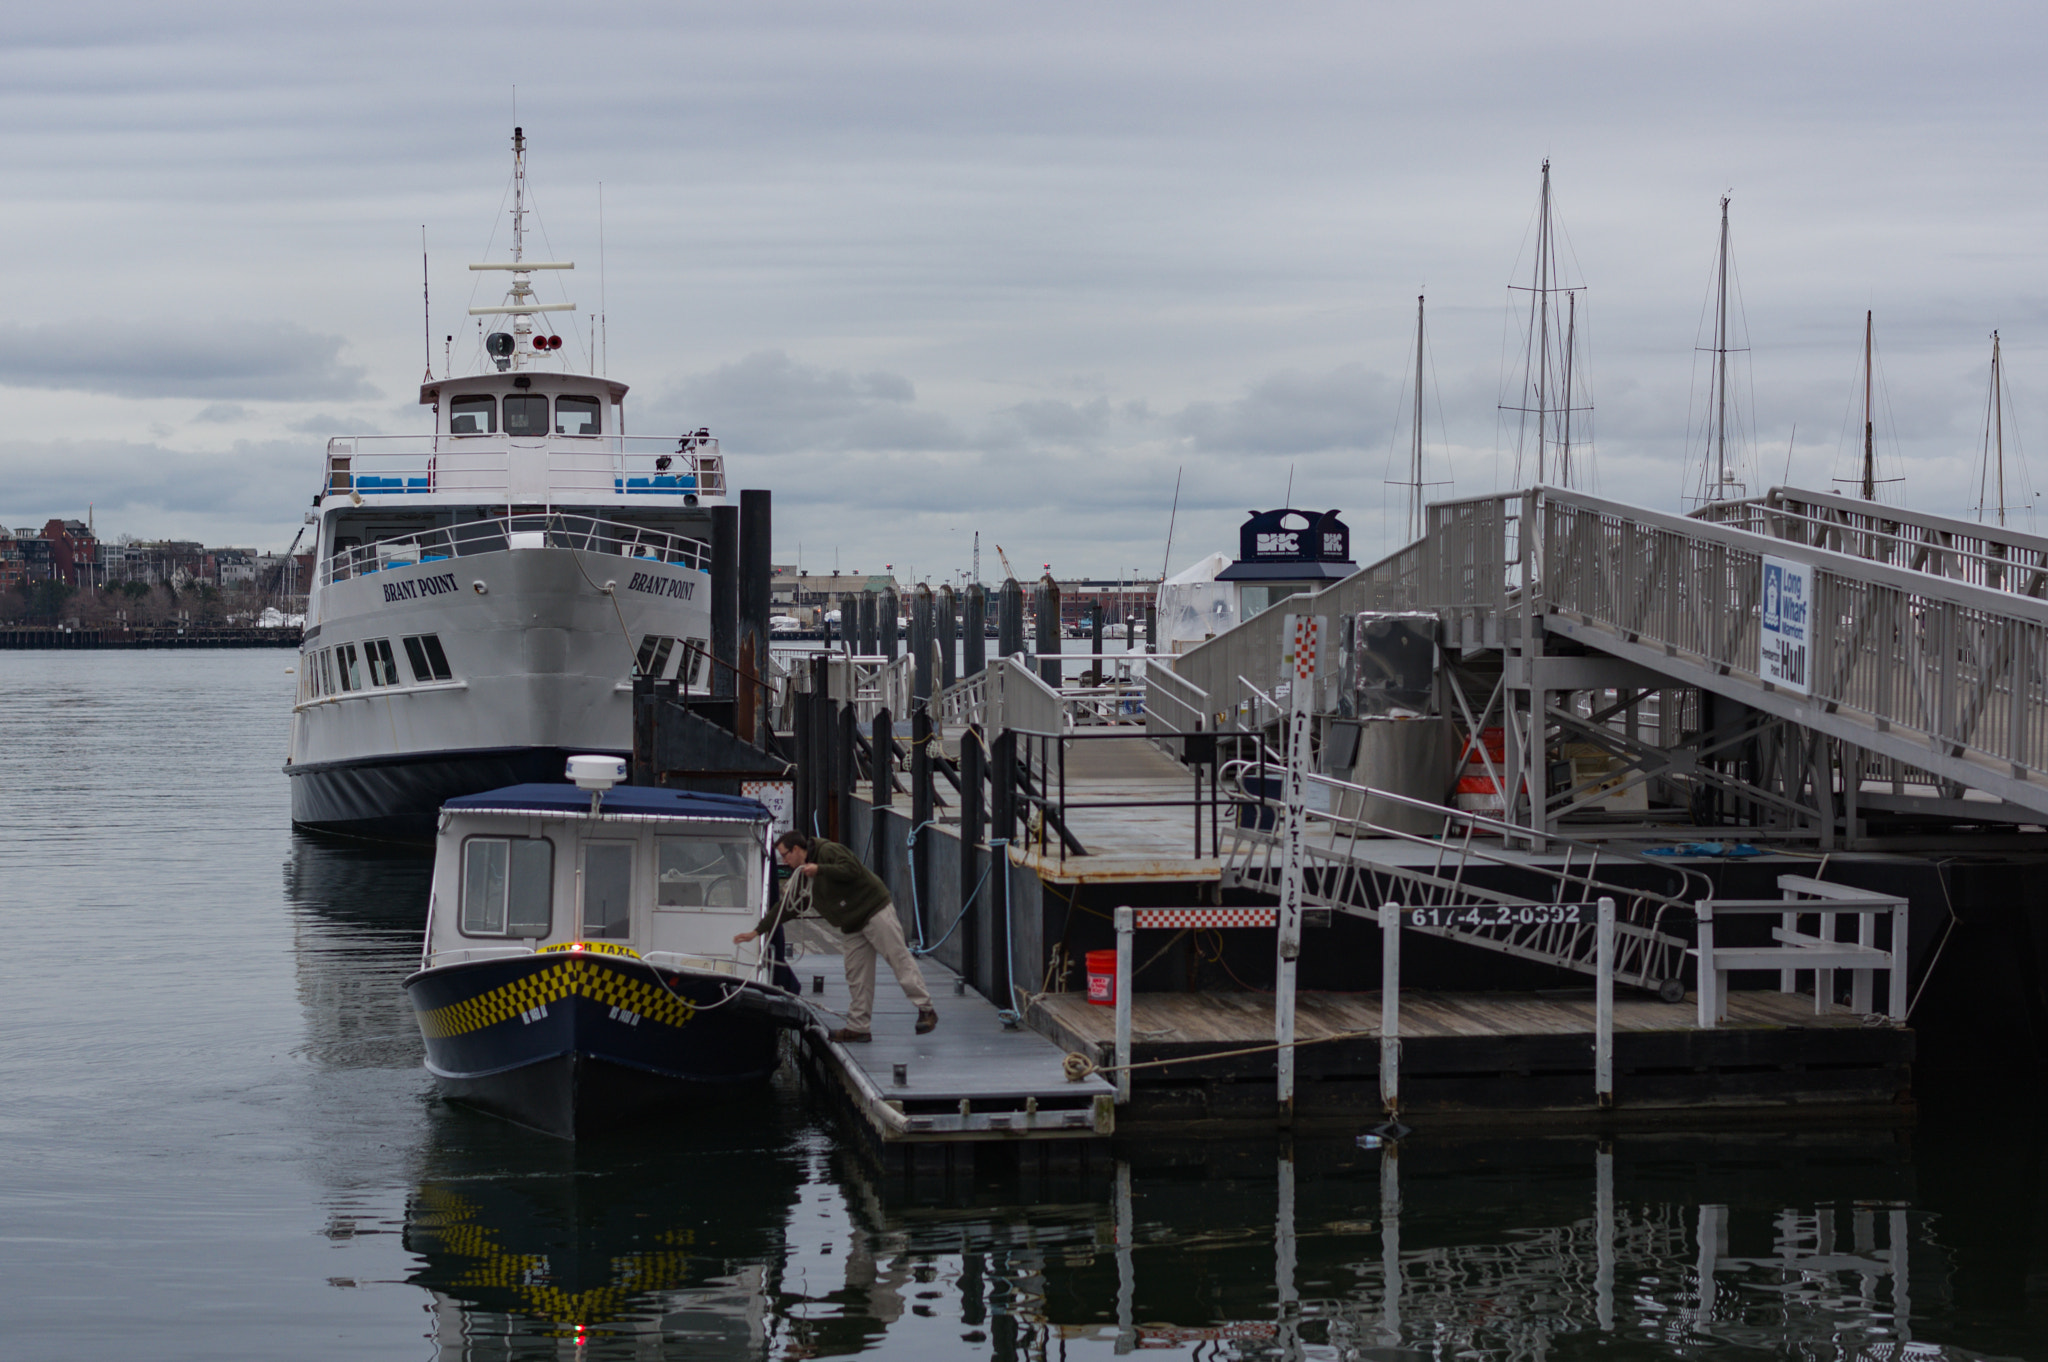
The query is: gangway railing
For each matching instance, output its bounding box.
[1220,763,1702,996]
[1536,485,2048,814]
[1699,485,2048,598]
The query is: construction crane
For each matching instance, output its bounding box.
[994,543,1020,583]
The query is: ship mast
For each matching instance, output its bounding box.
[1714,195,1730,497]
[467,126,576,373]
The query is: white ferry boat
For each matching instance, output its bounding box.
[287,129,721,839]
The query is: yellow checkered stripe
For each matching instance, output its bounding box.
[419,958,698,1039]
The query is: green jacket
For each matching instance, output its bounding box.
[758,839,892,936]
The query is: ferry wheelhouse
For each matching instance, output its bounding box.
[287,128,723,838]
[406,758,805,1139]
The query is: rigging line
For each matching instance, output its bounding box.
[463,169,518,315]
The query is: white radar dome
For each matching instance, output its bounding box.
[566,754,627,792]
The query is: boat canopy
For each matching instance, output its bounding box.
[446,783,768,822]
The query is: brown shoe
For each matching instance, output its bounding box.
[829,1027,871,1044]
[915,1008,939,1035]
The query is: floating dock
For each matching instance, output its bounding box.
[788,943,1114,1170]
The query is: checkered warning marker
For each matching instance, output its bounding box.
[1133,907,1279,930]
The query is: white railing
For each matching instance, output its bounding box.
[323,434,726,501]
[320,510,710,587]
[1692,875,1908,1027]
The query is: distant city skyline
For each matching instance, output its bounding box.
[4,4,2046,575]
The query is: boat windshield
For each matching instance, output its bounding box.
[655,836,755,911]
[449,394,495,435]
[580,842,633,939]
[555,395,601,435]
[460,837,553,936]
[503,395,549,437]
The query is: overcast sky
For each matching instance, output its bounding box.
[5,2,2046,579]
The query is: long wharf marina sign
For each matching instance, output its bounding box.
[1759,554,1811,695]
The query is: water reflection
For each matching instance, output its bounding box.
[278,835,2041,1360]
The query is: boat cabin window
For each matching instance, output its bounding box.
[656,836,755,911]
[580,842,634,939]
[635,634,676,680]
[336,643,362,692]
[365,638,400,686]
[503,395,550,437]
[318,651,335,696]
[403,633,454,683]
[460,836,554,937]
[449,395,496,435]
[555,395,601,435]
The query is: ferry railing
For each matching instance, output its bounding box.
[1219,760,1702,995]
[320,510,710,586]
[323,434,726,501]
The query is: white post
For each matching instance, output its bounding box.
[1381,900,1402,1118]
[1695,900,1718,1028]
[1276,614,1321,1120]
[1114,905,1134,1106]
[1596,895,1614,1107]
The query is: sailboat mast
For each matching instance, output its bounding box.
[1561,291,1577,486]
[1861,310,1876,501]
[1995,330,2007,526]
[1411,293,1426,541]
[1714,196,1731,498]
[1536,161,1552,482]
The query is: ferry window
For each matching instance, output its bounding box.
[337,643,362,692]
[365,639,400,686]
[635,634,676,679]
[683,637,709,687]
[581,842,634,939]
[555,395,601,435]
[461,837,554,936]
[403,633,454,683]
[656,837,754,911]
[449,395,495,435]
[318,650,335,696]
[503,395,550,437]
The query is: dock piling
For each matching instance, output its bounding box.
[939,585,958,690]
[964,583,986,678]
[998,578,1024,662]
[1034,576,1061,688]
[879,588,899,661]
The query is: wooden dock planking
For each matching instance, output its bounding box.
[1027,986,1912,1123]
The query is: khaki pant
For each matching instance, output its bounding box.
[842,902,931,1033]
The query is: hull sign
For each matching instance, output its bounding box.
[1759,555,1810,695]
[627,571,696,602]
[382,571,461,605]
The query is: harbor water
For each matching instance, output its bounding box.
[4,651,2046,1360]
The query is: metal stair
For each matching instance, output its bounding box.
[1220,766,1701,997]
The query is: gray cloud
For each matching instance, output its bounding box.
[662,351,963,453]
[191,402,252,423]
[0,320,375,401]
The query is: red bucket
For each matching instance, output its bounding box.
[1085,949,1119,1006]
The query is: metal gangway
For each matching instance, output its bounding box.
[1219,762,1703,998]
[1170,483,2048,835]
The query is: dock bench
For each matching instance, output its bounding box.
[1693,875,1908,1027]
